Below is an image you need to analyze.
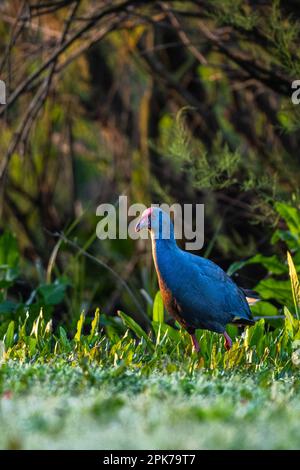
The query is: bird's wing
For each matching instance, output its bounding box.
[188,253,233,283]
[187,252,253,322]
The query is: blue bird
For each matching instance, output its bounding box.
[135,207,255,352]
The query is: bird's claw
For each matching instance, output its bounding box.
[224,331,232,351]
[191,333,200,353]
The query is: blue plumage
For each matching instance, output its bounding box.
[135,207,254,352]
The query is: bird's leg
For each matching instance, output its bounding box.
[223,331,232,351]
[190,333,200,353]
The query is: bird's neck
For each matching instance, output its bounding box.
[151,231,180,286]
[150,225,177,252]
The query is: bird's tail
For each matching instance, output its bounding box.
[240,288,260,306]
[231,317,255,326]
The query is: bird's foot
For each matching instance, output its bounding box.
[224,331,232,351]
[191,333,200,353]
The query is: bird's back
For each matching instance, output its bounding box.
[154,243,253,333]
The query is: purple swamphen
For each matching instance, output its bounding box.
[135,207,255,352]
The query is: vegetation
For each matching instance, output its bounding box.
[0,201,300,448]
[1,0,300,450]
[2,364,300,450]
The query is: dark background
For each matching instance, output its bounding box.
[0,0,299,330]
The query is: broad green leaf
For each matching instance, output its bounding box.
[271,229,299,249]
[227,254,286,276]
[248,254,286,275]
[255,278,292,305]
[250,301,278,317]
[287,251,300,319]
[153,291,164,323]
[38,280,67,305]
[118,310,154,351]
[275,202,300,237]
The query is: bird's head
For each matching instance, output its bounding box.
[135,207,174,240]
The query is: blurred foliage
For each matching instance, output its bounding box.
[0,0,300,328]
[228,201,300,323]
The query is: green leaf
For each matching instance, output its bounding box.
[227,260,248,276]
[0,300,18,314]
[152,321,181,346]
[44,319,52,337]
[74,312,85,342]
[0,266,19,288]
[19,312,29,339]
[250,301,278,317]
[38,280,67,305]
[118,310,154,352]
[30,310,44,340]
[28,337,37,356]
[270,203,300,251]
[287,251,300,319]
[59,326,70,349]
[153,291,164,323]
[0,341,5,363]
[227,254,286,276]
[89,308,100,340]
[248,254,286,275]
[4,321,14,350]
[245,319,264,348]
[0,232,19,268]
[275,202,300,238]
[271,229,299,249]
[284,306,298,338]
[255,278,292,305]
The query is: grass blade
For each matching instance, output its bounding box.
[4,320,14,350]
[89,308,100,341]
[74,312,85,342]
[287,251,300,319]
[118,310,154,352]
[153,291,164,323]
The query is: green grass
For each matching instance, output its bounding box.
[1,362,300,450]
[1,305,300,450]
[0,290,300,449]
[1,204,300,450]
